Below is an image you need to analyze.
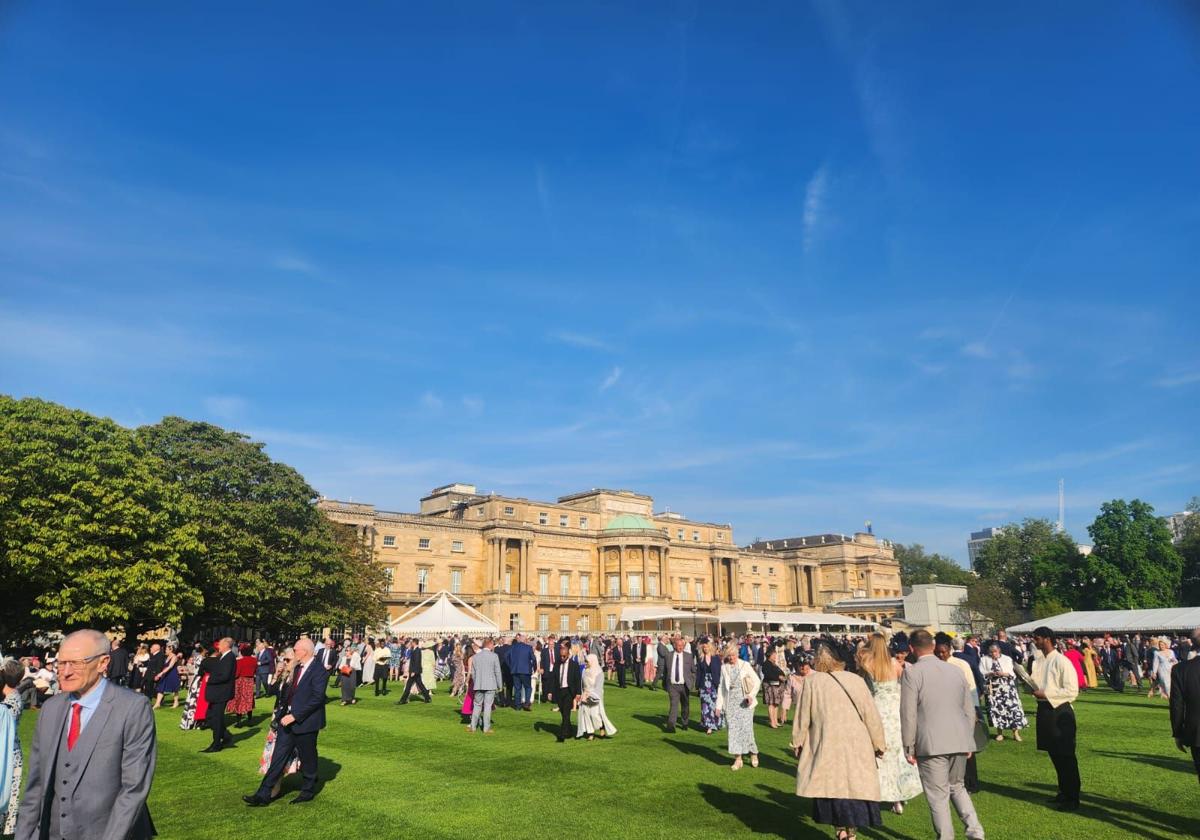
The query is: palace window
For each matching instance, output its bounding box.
[503,506,515,516]
[628,574,642,597]
[677,529,684,540]
[510,613,521,631]
[579,616,590,633]
[692,530,700,541]
[559,514,569,527]
[695,580,704,600]
[752,565,758,575]
[607,614,617,631]
[580,574,590,596]
[451,540,464,553]
[560,614,570,632]
[608,575,620,597]
[679,579,689,600]
[476,506,485,517]
[539,512,548,525]
[417,568,429,594]
[769,586,778,605]
[539,572,549,596]
[580,516,589,529]
[451,569,462,594]
[752,584,761,604]
[768,567,775,575]
[383,567,393,595]
[504,569,512,593]
[716,532,724,542]
[418,537,431,550]
[647,574,658,596]
[539,613,549,632]
[382,535,396,547]
[560,573,570,597]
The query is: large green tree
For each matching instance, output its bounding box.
[952,578,1021,636]
[0,396,203,641]
[1176,498,1200,606]
[1081,499,1182,609]
[973,518,1083,613]
[894,542,974,587]
[136,417,386,636]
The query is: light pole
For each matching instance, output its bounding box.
[691,607,698,639]
[762,608,768,636]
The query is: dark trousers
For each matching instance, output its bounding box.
[373,672,388,695]
[208,700,230,747]
[633,663,643,687]
[616,663,626,688]
[257,727,318,798]
[1050,751,1081,802]
[401,674,430,702]
[667,683,690,728]
[501,672,513,705]
[340,672,357,703]
[556,695,574,741]
[964,752,979,793]
[1191,746,1200,784]
[255,674,271,696]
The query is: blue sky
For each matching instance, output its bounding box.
[2,2,1197,563]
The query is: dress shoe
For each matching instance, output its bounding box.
[242,795,269,807]
[395,699,408,705]
[290,793,315,804]
[1046,794,1065,804]
[1056,800,1080,812]
[201,745,222,753]
[665,726,676,733]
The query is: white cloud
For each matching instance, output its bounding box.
[1011,440,1155,474]
[599,366,623,392]
[461,396,485,415]
[202,395,247,421]
[1155,370,1200,388]
[802,163,828,254]
[550,331,613,351]
[419,392,443,411]
[961,341,993,359]
[272,254,319,275]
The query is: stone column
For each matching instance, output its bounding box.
[711,557,721,601]
[661,546,670,600]
[640,545,648,598]
[617,545,625,597]
[522,539,533,594]
[730,559,740,604]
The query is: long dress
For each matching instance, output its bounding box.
[1,691,23,835]
[722,666,759,756]
[1081,648,1099,689]
[422,648,437,692]
[1152,649,1178,695]
[179,655,206,730]
[643,646,658,685]
[451,651,467,696]
[699,658,723,731]
[983,657,1028,731]
[259,725,300,779]
[229,657,257,715]
[361,647,376,686]
[870,680,923,803]
[157,655,181,695]
[576,670,618,737]
[1063,648,1086,689]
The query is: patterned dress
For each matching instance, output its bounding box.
[699,659,723,731]
[870,680,923,802]
[179,654,206,730]
[724,672,758,756]
[259,725,301,779]
[983,658,1027,731]
[2,691,23,835]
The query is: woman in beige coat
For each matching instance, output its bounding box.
[791,645,887,840]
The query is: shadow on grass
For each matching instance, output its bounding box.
[977,779,1189,840]
[696,782,830,839]
[632,713,669,731]
[1091,749,1194,774]
[662,737,794,777]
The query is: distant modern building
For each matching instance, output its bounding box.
[824,583,968,633]
[1164,511,1194,544]
[968,527,1004,568]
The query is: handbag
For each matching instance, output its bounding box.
[339,664,352,676]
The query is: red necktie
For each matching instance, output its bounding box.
[67,702,82,751]
[287,664,303,704]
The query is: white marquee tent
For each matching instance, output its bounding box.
[718,609,878,630]
[1008,607,1200,635]
[387,591,500,638]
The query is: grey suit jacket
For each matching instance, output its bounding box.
[470,649,504,692]
[899,655,976,758]
[17,680,156,840]
[663,650,695,691]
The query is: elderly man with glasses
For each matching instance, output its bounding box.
[15,629,156,840]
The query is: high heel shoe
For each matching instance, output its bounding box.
[749,754,759,768]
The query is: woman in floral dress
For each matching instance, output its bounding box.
[715,646,761,770]
[258,648,300,798]
[179,644,208,731]
[697,641,723,734]
[2,659,25,836]
[983,643,1027,740]
[859,634,922,814]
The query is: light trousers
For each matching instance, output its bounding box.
[916,753,984,840]
[470,689,496,732]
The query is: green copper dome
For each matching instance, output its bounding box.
[604,513,659,531]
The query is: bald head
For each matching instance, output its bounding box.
[61,629,111,657]
[58,629,112,695]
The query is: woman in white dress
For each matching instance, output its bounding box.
[421,644,437,694]
[716,646,761,770]
[361,639,376,689]
[576,654,618,740]
[858,634,922,814]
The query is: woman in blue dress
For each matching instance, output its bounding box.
[697,640,723,734]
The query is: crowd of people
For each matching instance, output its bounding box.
[1,624,1198,839]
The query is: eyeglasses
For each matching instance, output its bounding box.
[57,653,108,670]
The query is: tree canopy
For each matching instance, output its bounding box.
[973,518,1083,613]
[1176,498,1200,607]
[0,397,385,642]
[1081,499,1182,610]
[894,542,974,587]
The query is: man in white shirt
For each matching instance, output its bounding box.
[1031,626,1080,811]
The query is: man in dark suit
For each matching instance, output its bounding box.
[495,637,513,707]
[632,637,644,688]
[254,639,276,697]
[613,637,627,688]
[1171,630,1200,784]
[143,642,165,700]
[106,637,131,687]
[662,636,695,732]
[244,637,327,806]
[508,634,536,711]
[396,639,431,704]
[547,641,581,742]
[538,635,558,702]
[15,629,157,840]
[203,637,236,752]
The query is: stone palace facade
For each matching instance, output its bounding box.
[319,484,902,633]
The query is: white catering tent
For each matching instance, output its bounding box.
[387,590,500,638]
[718,609,878,630]
[1008,607,1200,636]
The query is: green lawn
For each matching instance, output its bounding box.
[15,680,1196,839]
